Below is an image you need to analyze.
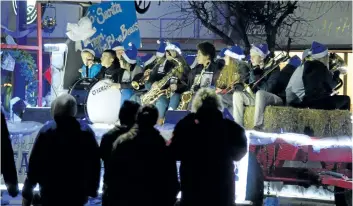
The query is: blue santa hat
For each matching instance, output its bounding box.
[184,54,198,69]
[288,55,301,68]
[309,41,328,59]
[81,45,96,57]
[156,39,166,57]
[122,42,137,64]
[224,45,245,60]
[140,53,156,67]
[111,41,124,51]
[217,48,227,59]
[250,43,270,58]
[165,42,182,55]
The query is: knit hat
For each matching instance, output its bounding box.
[185,54,198,69]
[250,43,270,58]
[217,48,227,59]
[140,53,156,67]
[309,41,328,59]
[156,39,167,57]
[165,42,182,55]
[111,41,124,51]
[288,55,301,68]
[82,44,95,56]
[302,49,311,60]
[224,45,245,60]
[122,42,137,64]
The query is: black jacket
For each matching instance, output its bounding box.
[169,108,247,206]
[149,59,189,94]
[187,61,221,92]
[271,64,297,103]
[1,112,18,187]
[22,117,101,205]
[250,60,280,93]
[302,60,339,102]
[96,65,120,83]
[107,124,179,206]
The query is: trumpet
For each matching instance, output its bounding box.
[328,53,347,95]
[131,70,151,90]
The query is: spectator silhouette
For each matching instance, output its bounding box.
[1,111,19,197]
[169,88,247,206]
[100,100,140,205]
[22,94,101,206]
[106,105,179,206]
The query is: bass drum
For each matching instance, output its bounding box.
[86,79,121,124]
[69,78,98,119]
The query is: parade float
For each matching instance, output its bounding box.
[1,1,352,206]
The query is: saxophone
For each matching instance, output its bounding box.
[177,67,206,110]
[141,57,182,105]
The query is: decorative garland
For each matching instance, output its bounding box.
[1,49,38,106]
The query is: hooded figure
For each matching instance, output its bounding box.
[169,88,247,206]
[107,105,179,206]
[22,94,101,206]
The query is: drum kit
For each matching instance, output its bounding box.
[68,78,121,125]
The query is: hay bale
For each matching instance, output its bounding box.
[244,106,352,137]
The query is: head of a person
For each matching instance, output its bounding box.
[112,42,125,60]
[81,50,95,66]
[136,105,159,128]
[224,45,245,66]
[51,94,77,121]
[310,41,329,68]
[250,44,269,67]
[101,49,117,68]
[119,100,140,127]
[191,88,223,118]
[120,43,137,70]
[165,42,182,61]
[196,41,216,65]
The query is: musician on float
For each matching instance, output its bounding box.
[148,42,189,124]
[96,50,120,82]
[78,46,102,78]
[177,41,220,110]
[118,43,143,105]
[250,55,301,130]
[215,45,250,114]
[286,41,350,110]
[111,41,125,61]
[130,39,167,103]
[232,44,280,127]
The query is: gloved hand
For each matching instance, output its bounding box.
[333,70,340,80]
[7,183,19,197]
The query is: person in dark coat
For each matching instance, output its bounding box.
[22,94,101,206]
[100,100,141,206]
[1,111,19,197]
[169,88,248,206]
[106,105,179,206]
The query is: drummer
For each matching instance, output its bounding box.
[118,43,143,105]
[96,49,120,83]
[79,46,102,78]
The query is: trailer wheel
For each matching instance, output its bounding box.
[334,187,352,206]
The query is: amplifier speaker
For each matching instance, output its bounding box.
[22,107,52,124]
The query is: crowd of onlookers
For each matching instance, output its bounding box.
[1,88,248,206]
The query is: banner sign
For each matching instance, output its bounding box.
[84,1,141,56]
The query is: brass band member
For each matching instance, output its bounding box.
[78,46,102,78]
[96,49,120,82]
[286,41,350,111]
[118,43,143,105]
[216,45,250,114]
[180,41,220,110]
[148,42,189,124]
[232,44,280,127]
[130,39,167,104]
